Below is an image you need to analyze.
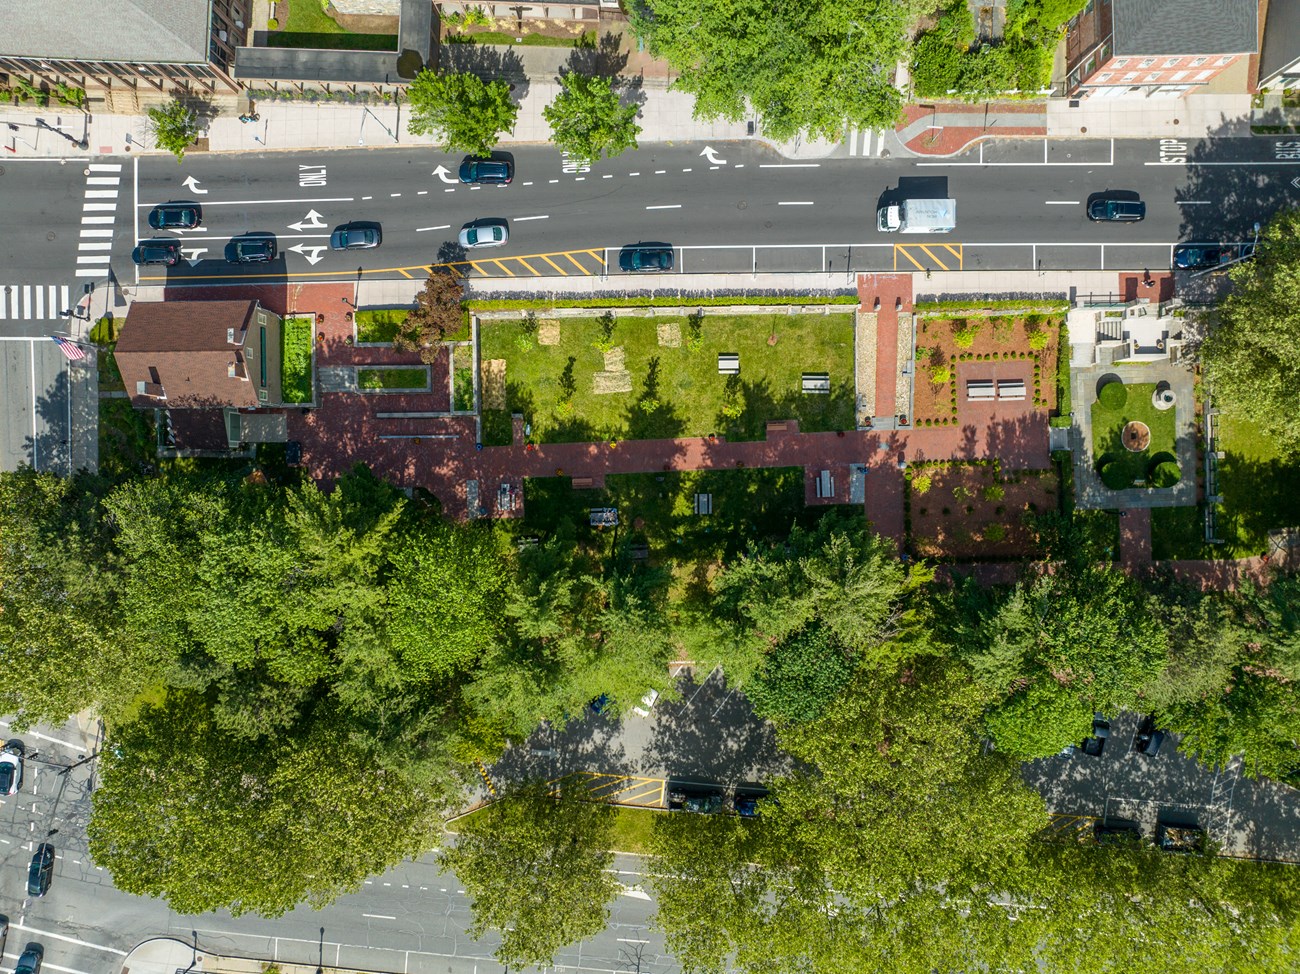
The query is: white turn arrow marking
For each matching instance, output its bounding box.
[432,165,459,184]
[699,146,727,165]
[289,243,327,265]
[181,175,208,195]
[288,209,327,232]
[1292,175,1300,189]
[181,247,207,266]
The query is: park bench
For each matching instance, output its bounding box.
[718,353,740,375]
[997,379,1026,400]
[815,469,835,498]
[802,372,831,394]
[966,379,996,401]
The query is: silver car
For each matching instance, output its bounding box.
[458,222,508,249]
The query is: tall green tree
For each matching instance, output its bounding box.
[629,0,930,141]
[1201,207,1300,456]
[406,70,518,155]
[441,784,620,968]
[543,72,642,164]
[148,99,201,162]
[88,694,447,916]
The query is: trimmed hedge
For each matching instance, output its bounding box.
[1097,381,1127,409]
[1097,456,1131,490]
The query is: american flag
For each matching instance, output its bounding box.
[51,335,87,361]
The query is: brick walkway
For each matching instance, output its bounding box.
[1118,508,1152,569]
[897,103,1047,156]
[856,274,913,425]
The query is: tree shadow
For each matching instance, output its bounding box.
[563,30,630,78]
[625,355,687,440]
[436,239,468,264]
[438,43,530,103]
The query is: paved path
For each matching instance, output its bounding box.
[1118,507,1152,569]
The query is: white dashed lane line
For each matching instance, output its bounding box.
[645,204,681,210]
[513,215,548,221]
[777,201,814,206]
[415,225,451,232]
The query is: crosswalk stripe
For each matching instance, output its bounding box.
[875,131,885,155]
[47,286,58,315]
[83,202,117,212]
[78,242,113,251]
[0,288,7,318]
[79,229,113,238]
[847,127,858,156]
[61,285,69,314]
[88,163,123,172]
[21,286,32,319]
[81,216,115,224]
[85,189,119,199]
[75,268,104,279]
[86,177,120,185]
[76,256,112,265]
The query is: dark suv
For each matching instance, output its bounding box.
[459,157,513,184]
[619,244,675,273]
[225,235,278,264]
[147,202,201,230]
[669,785,724,815]
[27,844,54,897]
[1087,194,1146,222]
[132,239,182,266]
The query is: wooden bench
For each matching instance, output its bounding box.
[766,421,790,434]
[802,372,831,394]
[997,379,1027,401]
[718,353,740,375]
[571,476,595,489]
[966,380,996,401]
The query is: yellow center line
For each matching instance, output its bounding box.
[894,245,926,271]
[540,254,569,276]
[490,259,516,277]
[564,252,591,273]
[918,245,949,272]
[516,258,540,275]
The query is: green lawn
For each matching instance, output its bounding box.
[284,0,345,33]
[354,308,470,344]
[523,468,857,568]
[1090,382,1177,489]
[281,316,314,403]
[480,312,855,445]
[1153,413,1300,559]
[453,344,475,411]
[357,367,428,391]
[611,806,662,854]
[447,30,595,47]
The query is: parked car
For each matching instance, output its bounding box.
[733,787,769,818]
[225,235,277,263]
[458,221,508,249]
[27,844,54,897]
[14,943,42,974]
[669,786,724,815]
[1173,242,1254,270]
[131,239,182,266]
[1095,820,1144,845]
[588,694,611,716]
[1133,715,1165,756]
[0,912,10,959]
[619,244,674,272]
[329,222,382,251]
[0,743,23,796]
[1087,194,1146,222]
[1157,822,1206,853]
[147,202,201,230]
[1081,714,1110,756]
[458,157,513,184]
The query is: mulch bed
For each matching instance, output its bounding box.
[907,462,1057,559]
[912,314,1061,426]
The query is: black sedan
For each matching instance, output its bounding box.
[27,843,54,897]
[1173,242,1254,270]
[132,239,182,266]
[329,223,382,251]
[1081,714,1110,756]
[1087,194,1145,222]
[147,202,201,230]
[619,244,675,273]
[14,944,42,974]
[225,235,278,264]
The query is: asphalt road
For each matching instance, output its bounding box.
[4,134,1298,295]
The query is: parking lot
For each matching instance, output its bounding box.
[1025,710,1300,861]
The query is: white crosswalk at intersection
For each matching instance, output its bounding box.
[0,284,72,320]
[77,163,123,278]
[845,127,887,157]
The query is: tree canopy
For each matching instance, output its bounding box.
[406,70,519,156]
[628,0,931,141]
[543,72,642,165]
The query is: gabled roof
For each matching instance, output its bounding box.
[0,0,213,64]
[115,300,264,409]
[1112,0,1258,57]
[1260,0,1300,84]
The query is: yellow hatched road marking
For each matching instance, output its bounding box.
[491,259,516,277]
[516,258,540,275]
[582,249,606,270]
[469,261,490,276]
[918,245,949,271]
[894,245,926,271]
[540,254,569,275]
[398,268,414,279]
[942,243,963,267]
[564,252,591,273]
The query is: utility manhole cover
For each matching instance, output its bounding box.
[736,200,748,210]
[47,231,57,241]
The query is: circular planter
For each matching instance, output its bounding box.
[1122,421,1150,452]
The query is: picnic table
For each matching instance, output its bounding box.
[589,507,619,528]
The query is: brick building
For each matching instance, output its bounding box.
[1064,0,1259,99]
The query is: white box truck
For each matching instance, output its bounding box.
[877,198,956,234]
